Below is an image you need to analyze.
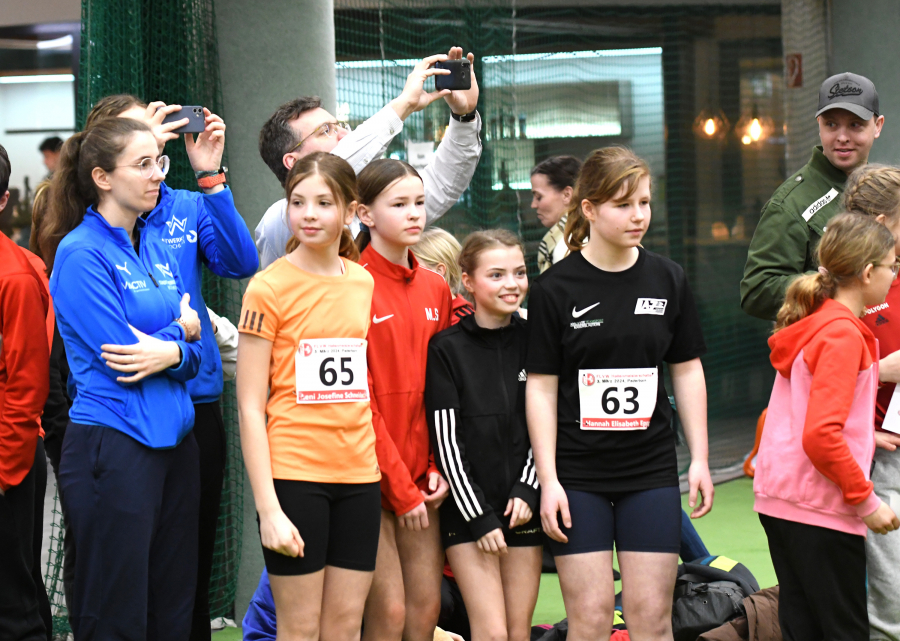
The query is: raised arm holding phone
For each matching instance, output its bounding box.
[256,46,483,268]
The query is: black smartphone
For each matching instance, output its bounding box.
[434,59,471,91]
[161,106,206,134]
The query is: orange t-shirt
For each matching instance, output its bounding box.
[239,257,381,484]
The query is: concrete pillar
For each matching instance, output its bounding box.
[214,0,336,622]
[781,0,829,174]
[216,0,336,232]
[831,0,900,165]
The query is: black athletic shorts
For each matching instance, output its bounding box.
[262,480,381,576]
[440,500,543,549]
[547,486,681,556]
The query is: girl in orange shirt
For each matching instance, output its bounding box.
[356,159,453,641]
[237,153,380,641]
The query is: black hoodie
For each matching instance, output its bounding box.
[425,313,538,541]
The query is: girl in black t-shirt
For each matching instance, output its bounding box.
[525,146,713,640]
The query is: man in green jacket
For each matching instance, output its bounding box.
[740,72,885,320]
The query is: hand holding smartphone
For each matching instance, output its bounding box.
[434,59,472,91]
[160,106,206,134]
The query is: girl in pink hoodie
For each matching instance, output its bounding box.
[755,212,900,640]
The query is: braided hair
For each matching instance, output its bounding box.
[842,164,900,221]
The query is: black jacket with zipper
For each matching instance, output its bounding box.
[425,313,538,541]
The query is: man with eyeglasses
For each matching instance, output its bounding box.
[255,47,482,269]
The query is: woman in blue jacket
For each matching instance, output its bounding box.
[82,94,259,640]
[41,117,204,641]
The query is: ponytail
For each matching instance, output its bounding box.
[775,212,895,331]
[40,132,88,271]
[775,271,837,330]
[40,118,150,273]
[564,146,651,252]
[339,228,360,262]
[355,227,371,254]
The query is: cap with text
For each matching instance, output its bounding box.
[816,72,879,120]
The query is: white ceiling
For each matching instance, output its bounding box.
[0,0,80,28]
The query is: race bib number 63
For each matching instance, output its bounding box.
[295,338,369,404]
[578,367,658,430]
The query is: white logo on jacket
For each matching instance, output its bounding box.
[115,262,131,276]
[165,216,187,235]
[518,370,527,382]
[155,263,174,279]
[425,308,440,322]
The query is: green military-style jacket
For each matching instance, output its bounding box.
[740,146,848,321]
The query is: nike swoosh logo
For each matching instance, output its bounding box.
[572,303,600,318]
[373,314,394,324]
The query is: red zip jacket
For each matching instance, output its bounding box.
[0,233,50,491]
[362,245,452,514]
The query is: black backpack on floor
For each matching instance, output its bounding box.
[672,556,760,641]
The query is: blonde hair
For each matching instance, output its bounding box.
[412,228,463,296]
[775,212,894,330]
[842,164,900,222]
[564,146,651,252]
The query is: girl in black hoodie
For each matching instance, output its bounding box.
[426,229,541,641]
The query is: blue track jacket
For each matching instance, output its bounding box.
[50,208,202,448]
[143,183,258,403]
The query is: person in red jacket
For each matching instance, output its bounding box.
[841,165,900,640]
[755,212,900,640]
[356,159,453,641]
[0,143,50,641]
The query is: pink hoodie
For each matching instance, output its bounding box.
[754,299,881,537]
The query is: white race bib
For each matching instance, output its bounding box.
[578,368,658,430]
[295,338,369,404]
[882,385,900,434]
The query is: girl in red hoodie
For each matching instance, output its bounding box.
[755,212,900,641]
[356,159,453,641]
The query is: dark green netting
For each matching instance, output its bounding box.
[45,0,244,635]
[333,1,782,476]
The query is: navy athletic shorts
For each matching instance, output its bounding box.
[547,485,681,556]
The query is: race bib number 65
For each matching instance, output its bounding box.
[578,367,658,430]
[295,338,369,404]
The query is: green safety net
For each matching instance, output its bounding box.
[45,0,243,636]
[333,1,783,476]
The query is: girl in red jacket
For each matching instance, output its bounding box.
[755,212,900,641]
[356,159,453,641]
[842,165,900,640]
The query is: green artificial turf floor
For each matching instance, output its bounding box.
[213,477,772,639]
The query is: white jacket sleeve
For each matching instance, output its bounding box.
[254,199,290,270]
[332,105,405,175]
[421,112,483,225]
[207,307,238,382]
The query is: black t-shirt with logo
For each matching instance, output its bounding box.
[525,248,706,493]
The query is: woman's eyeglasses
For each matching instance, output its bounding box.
[287,121,350,155]
[875,259,900,278]
[117,155,170,179]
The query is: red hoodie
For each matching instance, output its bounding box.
[362,245,452,514]
[754,299,880,536]
[0,233,50,491]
